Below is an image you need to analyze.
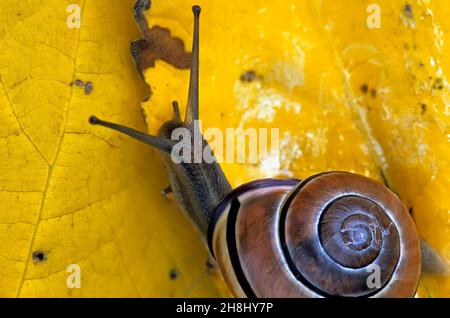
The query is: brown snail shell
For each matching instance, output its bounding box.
[208,172,421,297]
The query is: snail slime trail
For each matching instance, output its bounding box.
[89,2,421,298]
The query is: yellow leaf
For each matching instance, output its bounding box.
[1,0,449,298]
[315,0,450,297]
[0,0,223,297]
[141,0,448,297]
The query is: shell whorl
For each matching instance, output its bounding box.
[280,172,420,297]
[209,172,421,298]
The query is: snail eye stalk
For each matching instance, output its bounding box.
[88,116,174,153]
[89,6,202,150]
[184,5,201,129]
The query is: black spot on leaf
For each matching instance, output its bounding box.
[84,81,93,94]
[169,268,179,280]
[240,70,257,82]
[75,79,84,87]
[32,251,47,263]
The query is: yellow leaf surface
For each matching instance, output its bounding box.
[316,0,450,297]
[142,0,449,297]
[0,0,224,297]
[1,0,449,298]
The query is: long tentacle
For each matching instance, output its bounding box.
[89,116,174,153]
[184,6,201,129]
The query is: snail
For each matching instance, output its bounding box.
[88,4,424,297]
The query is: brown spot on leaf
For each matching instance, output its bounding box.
[131,26,191,75]
[360,84,368,94]
[131,0,191,76]
[432,78,444,90]
[370,88,377,98]
[421,103,427,114]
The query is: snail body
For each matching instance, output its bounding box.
[89,3,421,297]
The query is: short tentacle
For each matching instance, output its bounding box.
[172,101,181,121]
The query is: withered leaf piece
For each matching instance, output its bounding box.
[131,0,191,75]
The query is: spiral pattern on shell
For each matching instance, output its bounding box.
[209,172,421,298]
